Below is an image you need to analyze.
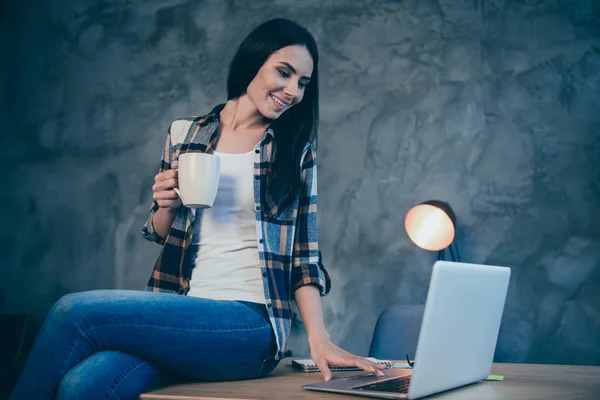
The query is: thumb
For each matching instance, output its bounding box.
[316,360,332,382]
[171,161,178,169]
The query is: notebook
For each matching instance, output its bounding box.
[291,357,393,372]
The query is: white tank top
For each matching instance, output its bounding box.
[187,150,265,304]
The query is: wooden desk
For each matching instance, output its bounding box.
[140,361,600,400]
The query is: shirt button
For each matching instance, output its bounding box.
[259,239,264,244]
[255,149,260,154]
[262,270,267,277]
[255,175,260,180]
[256,206,261,212]
[267,303,272,309]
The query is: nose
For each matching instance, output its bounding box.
[283,83,298,102]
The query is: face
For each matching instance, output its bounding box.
[246,45,314,120]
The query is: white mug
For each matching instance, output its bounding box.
[173,152,220,208]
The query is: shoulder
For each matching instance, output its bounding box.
[168,117,196,145]
[167,105,223,145]
[168,112,214,146]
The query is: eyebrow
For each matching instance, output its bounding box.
[279,62,311,81]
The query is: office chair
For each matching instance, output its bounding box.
[368,305,425,360]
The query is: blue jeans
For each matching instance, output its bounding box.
[10,290,279,400]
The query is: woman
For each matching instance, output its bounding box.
[10,18,385,400]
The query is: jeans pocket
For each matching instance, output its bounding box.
[257,355,280,378]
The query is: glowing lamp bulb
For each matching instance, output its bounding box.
[404,203,455,251]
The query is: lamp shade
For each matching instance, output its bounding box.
[404,200,456,252]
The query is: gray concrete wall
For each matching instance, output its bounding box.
[1,0,599,366]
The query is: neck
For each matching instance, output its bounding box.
[220,96,269,132]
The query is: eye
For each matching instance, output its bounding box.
[298,81,307,89]
[278,69,290,78]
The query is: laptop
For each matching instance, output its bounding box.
[303,261,511,399]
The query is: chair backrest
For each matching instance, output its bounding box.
[369,305,425,360]
[0,314,29,397]
[0,314,28,369]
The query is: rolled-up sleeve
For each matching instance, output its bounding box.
[291,143,332,296]
[141,125,174,245]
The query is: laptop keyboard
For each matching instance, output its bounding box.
[354,376,411,393]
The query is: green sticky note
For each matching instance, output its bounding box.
[485,375,504,381]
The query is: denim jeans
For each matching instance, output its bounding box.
[10,290,279,400]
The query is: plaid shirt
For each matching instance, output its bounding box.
[142,105,331,360]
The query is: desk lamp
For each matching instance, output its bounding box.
[404,200,460,261]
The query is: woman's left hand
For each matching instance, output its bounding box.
[309,336,386,381]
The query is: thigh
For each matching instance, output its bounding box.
[53,290,277,381]
[56,351,167,400]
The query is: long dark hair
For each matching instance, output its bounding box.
[227,18,319,210]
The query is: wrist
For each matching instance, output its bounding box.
[308,330,330,347]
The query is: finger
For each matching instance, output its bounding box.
[153,178,178,192]
[363,357,386,370]
[370,360,386,375]
[154,190,179,200]
[367,360,385,376]
[155,169,178,183]
[163,169,178,179]
[315,359,332,382]
[157,199,177,208]
[353,357,384,376]
[171,161,178,169]
[153,190,179,200]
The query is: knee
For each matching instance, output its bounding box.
[48,291,110,325]
[49,293,86,321]
[56,351,163,400]
[56,370,84,400]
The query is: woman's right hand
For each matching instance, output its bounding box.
[152,161,182,210]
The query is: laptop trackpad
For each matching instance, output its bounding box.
[304,368,412,390]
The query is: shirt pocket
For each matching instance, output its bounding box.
[262,194,299,222]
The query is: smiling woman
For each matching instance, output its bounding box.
[9,18,384,400]
[226,19,320,209]
[246,47,313,117]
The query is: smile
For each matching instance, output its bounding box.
[271,94,290,110]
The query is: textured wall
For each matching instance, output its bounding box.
[1,0,599,367]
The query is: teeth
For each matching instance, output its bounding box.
[272,95,287,107]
